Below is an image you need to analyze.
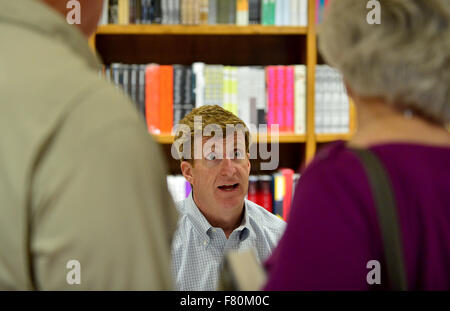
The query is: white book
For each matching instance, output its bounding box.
[299,0,308,26]
[290,0,299,26]
[282,0,290,26]
[294,65,306,134]
[236,0,249,26]
[237,67,251,128]
[274,0,284,26]
[98,0,109,25]
[192,62,205,108]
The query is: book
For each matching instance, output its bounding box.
[265,66,276,130]
[236,0,249,26]
[159,65,174,133]
[299,0,308,26]
[294,64,306,134]
[192,62,205,108]
[208,0,218,24]
[199,0,209,24]
[173,65,185,127]
[280,168,294,221]
[99,0,110,25]
[153,0,162,23]
[249,0,261,24]
[118,0,130,24]
[272,172,285,219]
[217,0,229,24]
[145,64,160,134]
[285,65,295,132]
[275,66,285,132]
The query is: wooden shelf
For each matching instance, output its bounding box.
[153,133,307,144]
[316,133,353,143]
[96,24,308,36]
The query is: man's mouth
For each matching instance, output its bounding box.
[217,183,239,191]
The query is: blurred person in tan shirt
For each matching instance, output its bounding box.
[0,0,178,290]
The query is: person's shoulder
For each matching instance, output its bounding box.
[246,199,286,231]
[301,140,362,179]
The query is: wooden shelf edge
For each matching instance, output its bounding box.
[96,24,308,35]
[315,133,353,143]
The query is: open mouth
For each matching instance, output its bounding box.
[217,183,239,191]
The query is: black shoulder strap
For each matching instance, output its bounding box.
[351,148,408,291]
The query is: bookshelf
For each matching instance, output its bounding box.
[91,0,356,174]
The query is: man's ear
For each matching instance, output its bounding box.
[181,161,194,184]
[246,153,251,174]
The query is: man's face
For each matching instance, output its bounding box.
[182,133,250,214]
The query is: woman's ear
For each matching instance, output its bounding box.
[181,161,194,184]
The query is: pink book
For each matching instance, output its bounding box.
[266,66,276,129]
[275,66,285,132]
[285,66,295,132]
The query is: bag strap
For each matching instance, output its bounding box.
[351,148,408,290]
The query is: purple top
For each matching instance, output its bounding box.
[264,141,450,290]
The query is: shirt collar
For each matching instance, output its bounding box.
[0,0,101,71]
[185,191,251,242]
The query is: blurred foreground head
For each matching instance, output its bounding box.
[318,0,450,125]
[41,0,103,37]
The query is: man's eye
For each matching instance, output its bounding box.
[206,153,216,161]
[234,150,243,158]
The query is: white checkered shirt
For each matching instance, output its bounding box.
[171,192,286,291]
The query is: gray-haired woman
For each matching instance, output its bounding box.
[264,0,450,290]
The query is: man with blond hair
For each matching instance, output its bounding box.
[171,105,285,291]
[0,0,177,290]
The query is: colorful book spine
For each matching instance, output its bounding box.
[266,66,276,130]
[159,65,174,134]
[236,0,249,26]
[275,66,285,132]
[145,64,160,134]
[294,65,306,134]
[285,66,295,132]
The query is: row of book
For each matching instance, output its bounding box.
[105,63,309,134]
[167,169,300,221]
[100,0,308,26]
[105,63,350,135]
[315,65,350,134]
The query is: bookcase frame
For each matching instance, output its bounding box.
[90,0,356,173]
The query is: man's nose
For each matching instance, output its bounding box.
[219,158,237,177]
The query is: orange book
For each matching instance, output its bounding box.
[280,168,294,221]
[159,65,174,134]
[145,64,160,134]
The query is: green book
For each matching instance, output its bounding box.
[217,0,229,24]
[261,0,270,25]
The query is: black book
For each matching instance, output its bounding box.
[108,0,119,24]
[130,64,139,108]
[183,67,193,118]
[249,0,261,24]
[173,65,185,126]
[153,0,162,24]
[138,65,147,119]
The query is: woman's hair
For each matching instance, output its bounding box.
[318,0,450,124]
[174,105,250,162]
